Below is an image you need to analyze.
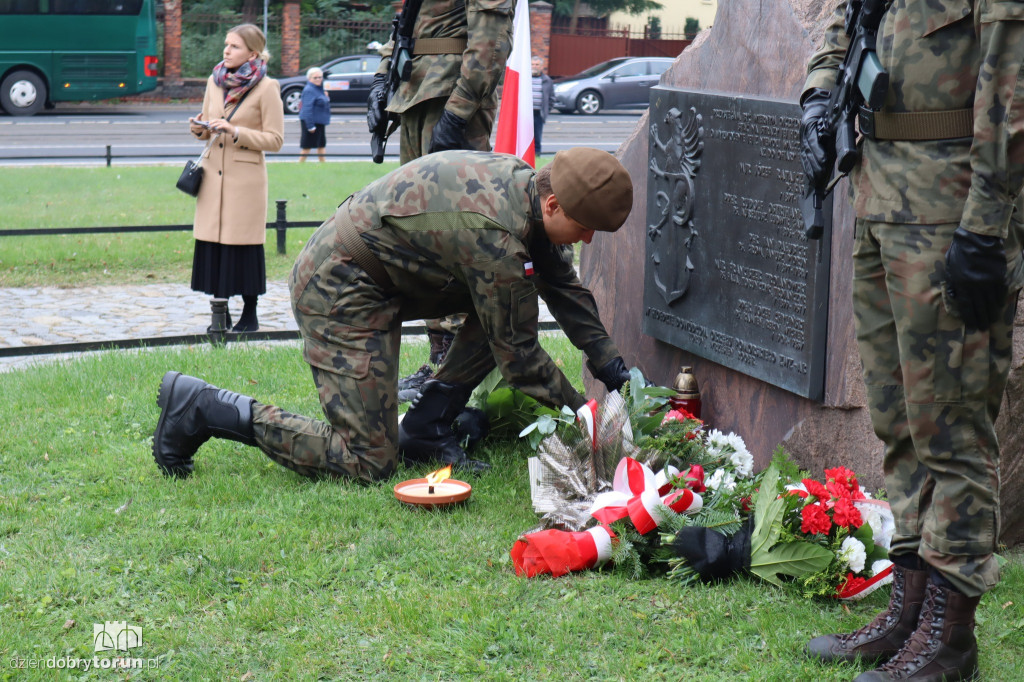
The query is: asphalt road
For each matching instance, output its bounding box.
[0,103,647,166]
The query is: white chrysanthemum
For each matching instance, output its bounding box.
[724,434,753,477]
[706,468,737,492]
[839,537,867,574]
[705,429,729,457]
[871,559,893,577]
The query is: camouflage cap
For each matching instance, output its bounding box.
[550,147,633,232]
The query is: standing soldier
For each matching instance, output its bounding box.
[152,148,634,482]
[367,0,515,400]
[801,1,1024,680]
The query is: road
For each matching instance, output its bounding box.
[0,104,646,166]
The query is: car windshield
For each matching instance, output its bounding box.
[573,58,629,79]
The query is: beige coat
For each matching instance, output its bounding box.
[193,76,284,245]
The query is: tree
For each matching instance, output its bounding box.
[684,16,700,38]
[547,0,663,33]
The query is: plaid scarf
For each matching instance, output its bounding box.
[212,57,267,106]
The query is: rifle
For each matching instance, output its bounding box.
[802,0,889,239]
[370,0,424,163]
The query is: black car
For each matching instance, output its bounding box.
[277,54,382,115]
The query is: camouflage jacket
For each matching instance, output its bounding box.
[345,150,620,410]
[804,0,1024,238]
[376,0,514,120]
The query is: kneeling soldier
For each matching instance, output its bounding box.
[152,147,635,481]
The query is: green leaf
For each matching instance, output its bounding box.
[748,464,833,586]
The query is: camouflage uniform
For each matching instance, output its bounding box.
[251,151,621,482]
[804,0,1024,596]
[378,0,514,164]
[377,0,515,357]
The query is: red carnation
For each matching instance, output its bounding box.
[825,467,865,499]
[832,496,863,529]
[801,502,832,535]
[684,464,706,493]
[802,478,830,502]
[661,408,697,425]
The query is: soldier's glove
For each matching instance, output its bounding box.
[429,110,469,154]
[944,226,1008,332]
[666,522,752,583]
[799,88,835,190]
[453,407,489,451]
[590,356,631,392]
[366,73,389,134]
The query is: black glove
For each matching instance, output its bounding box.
[453,407,489,451]
[428,110,469,154]
[667,523,752,583]
[799,88,835,190]
[945,226,1008,332]
[366,73,389,134]
[591,356,631,393]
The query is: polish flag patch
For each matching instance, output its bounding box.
[524,261,534,276]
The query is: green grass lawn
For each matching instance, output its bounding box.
[0,163,398,287]
[1,339,1022,680]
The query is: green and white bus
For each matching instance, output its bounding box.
[0,0,159,116]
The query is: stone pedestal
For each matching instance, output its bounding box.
[579,0,1024,545]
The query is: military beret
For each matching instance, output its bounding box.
[550,147,634,232]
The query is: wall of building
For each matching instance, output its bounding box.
[607,0,717,35]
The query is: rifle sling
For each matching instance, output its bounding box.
[334,205,396,291]
[859,107,973,141]
[413,37,468,55]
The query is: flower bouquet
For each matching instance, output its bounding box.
[509,374,896,600]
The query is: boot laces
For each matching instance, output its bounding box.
[878,584,943,673]
[837,568,905,645]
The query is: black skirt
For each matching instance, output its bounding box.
[190,240,267,298]
[300,123,327,149]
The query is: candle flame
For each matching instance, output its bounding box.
[426,465,453,485]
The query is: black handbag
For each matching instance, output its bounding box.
[175,157,204,197]
[176,88,252,197]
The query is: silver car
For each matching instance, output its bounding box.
[552,57,674,115]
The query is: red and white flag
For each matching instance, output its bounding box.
[493,0,535,166]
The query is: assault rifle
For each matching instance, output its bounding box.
[802,0,889,239]
[369,0,423,163]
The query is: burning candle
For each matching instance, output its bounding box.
[425,464,453,495]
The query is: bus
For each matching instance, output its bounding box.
[0,0,159,116]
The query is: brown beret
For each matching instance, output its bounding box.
[550,147,634,232]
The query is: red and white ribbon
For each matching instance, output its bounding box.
[576,399,598,453]
[510,525,614,578]
[589,457,702,534]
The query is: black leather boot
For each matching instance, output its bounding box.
[152,371,256,478]
[807,564,929,664]
[398,379,490,474]
[854,577,980,681]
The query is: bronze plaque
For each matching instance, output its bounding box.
[642,87,832,401]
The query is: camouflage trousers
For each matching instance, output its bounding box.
[250,211,403,483]
[399,97,482,358]
[398,96,495,165]
[852,218,1021,596]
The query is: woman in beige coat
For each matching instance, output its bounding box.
[188,23,284,332]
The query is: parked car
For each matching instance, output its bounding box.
[552,57,674,115]
[277,54,382,115]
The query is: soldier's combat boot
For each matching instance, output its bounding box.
[152,371,257,478]
[397,364,434,403]
[427,329,455,366]
[398,379,490,474]
[807,563,928,664]
[854,576,980,681]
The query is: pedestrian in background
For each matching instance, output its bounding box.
[801,1,1024,680]
[366,0,514,401]
[531,56,553,156]
[188,23,283,333]
[298,67,330,163]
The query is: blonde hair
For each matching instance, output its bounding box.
[228,23,271,63]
